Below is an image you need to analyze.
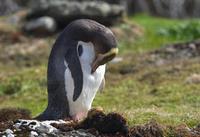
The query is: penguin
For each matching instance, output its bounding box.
[36,19,118,121]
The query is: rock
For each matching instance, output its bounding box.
[0,129,15,137]
[128,0,200,18]
[185,74,200,84]
[30,131,38,137]
[26,0,125,27]
[23,16,57,35]
[0,0,20,16]
[14,119,66,136]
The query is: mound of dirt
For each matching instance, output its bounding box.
[0,108,199,137]
[52,109,129,136]
[129,120,164,137]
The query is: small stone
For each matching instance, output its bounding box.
[155,59,166,66]
[188,43,196,50]
[165,47,176,53]
[0,0,20,16]
[5,129,13,134]
[23,16,57,35]
[30,131,38,137]
[5,129,14,137]
[185,74,200,84]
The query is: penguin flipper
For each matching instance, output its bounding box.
[98,77,105,93]
[64,46,83,102]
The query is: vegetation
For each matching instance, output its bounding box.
[121,15,200,53]
[0,14,199,129]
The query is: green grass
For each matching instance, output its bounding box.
[0,66,47,114]
[96,58,200,127]
[0,15,200,128]
[119,14,200,54]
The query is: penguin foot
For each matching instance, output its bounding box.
[72,112,87,122]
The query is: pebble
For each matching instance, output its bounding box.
[185,74,200,84]
[1,129,15,137]
[30,131,38,137]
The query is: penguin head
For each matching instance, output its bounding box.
[65,19,118,73]
[90,25,118,73]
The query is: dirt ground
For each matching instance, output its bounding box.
[0,108,199,137]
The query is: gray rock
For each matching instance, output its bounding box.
[185,74,200,84]
[23,16,57,35]
[0,129,15,137]
[0,0,20,16]
[26,0,125,27]
[128,0,200,18]
[30,131,39,137]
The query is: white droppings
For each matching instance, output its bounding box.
[1,119,94,136]
[30,131,38,137]
[1,129,15,137]
[13,119,68,134]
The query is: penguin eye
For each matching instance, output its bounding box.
[78,45,83,56]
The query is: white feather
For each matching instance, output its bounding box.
[64,41,106,117]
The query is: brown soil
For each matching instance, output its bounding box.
[0,108,200,136]
[0,108,31,132]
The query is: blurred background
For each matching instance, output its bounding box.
[0,0,199,130]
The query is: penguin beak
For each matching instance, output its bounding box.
[91,48,118,73]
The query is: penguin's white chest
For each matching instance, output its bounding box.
[64,41,106,117]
